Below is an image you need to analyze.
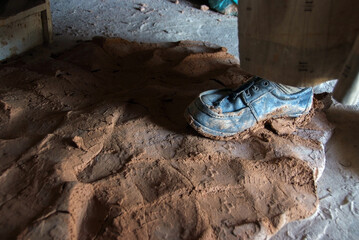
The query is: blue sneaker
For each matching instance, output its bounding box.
[184,77,313,139]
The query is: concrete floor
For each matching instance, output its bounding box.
[50,0,359,239]
[51,0,239,57]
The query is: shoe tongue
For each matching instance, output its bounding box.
[217,95,246,113]
[213,80,254,113]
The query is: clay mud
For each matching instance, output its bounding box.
[0,38,333,239]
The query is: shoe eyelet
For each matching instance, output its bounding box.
[263,81,269,86]
[253,86,259,91]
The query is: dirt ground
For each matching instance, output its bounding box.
[0,1,359,239]
[0,38,334,239]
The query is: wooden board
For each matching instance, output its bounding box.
[0,0,52,61]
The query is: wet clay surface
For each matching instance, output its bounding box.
[0,38,333,239]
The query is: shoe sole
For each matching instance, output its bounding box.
[184,108,243,140]
[184,104,313,141]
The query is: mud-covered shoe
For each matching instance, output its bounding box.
[184,77,313,139]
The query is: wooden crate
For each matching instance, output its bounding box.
[0,0,52,61]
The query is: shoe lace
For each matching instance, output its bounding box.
[229,77,268,100]
[214,77,269,107]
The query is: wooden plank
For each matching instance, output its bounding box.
[41,0,53,44]
[0,0,53,60]
[0,0,45,18]
[0,3,47,27]
[0,12,43,60]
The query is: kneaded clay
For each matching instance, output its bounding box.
[0,38,333,239]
